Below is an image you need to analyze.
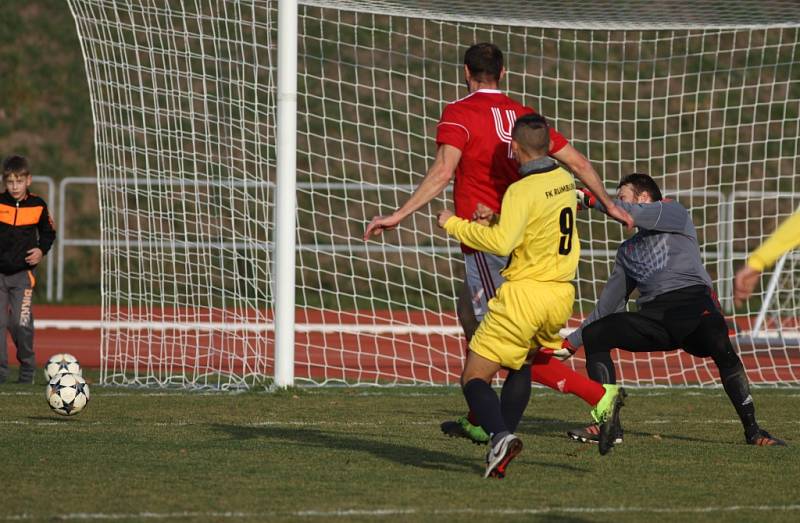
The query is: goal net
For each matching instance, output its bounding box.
[67,0,800,387]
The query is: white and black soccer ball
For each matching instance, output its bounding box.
[43,353,82,382]
[46,373,90,416]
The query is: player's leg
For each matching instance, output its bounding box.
[442,252,505,444]
[463,287,531,478]
[682,309,786,446]
[568,312,672,445]
[500,362,531,434]
[461,350,507,444]
[462,351,523,479]
[530,349,607,405]
[532,294,626,454]
[475,280,569,438]
[582,312,673,383]
[7,270,35,383]
[0,275,10,384]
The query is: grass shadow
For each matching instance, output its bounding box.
[211,422,477,473]
[210,422,591,475]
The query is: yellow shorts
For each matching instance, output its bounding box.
[469,280,574,370]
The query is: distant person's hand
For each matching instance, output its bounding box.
[436,210,454,229]
[734,265,761,307]
[25,248,42,266]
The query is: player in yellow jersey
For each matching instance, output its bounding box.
[436,113,626,478]
[734,210,800,306]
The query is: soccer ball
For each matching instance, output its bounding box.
[46,373,90,416]
[43,353,82,382]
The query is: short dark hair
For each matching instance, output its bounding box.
[511,113,550,157]
[464,43,503,83]
[2,155,30,179]
[618,173,663,201]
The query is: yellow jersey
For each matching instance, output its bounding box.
[444,160,579,283]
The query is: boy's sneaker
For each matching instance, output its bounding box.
[567,423,624,444]
[484,434,523,479]
[747,429,786,447]
[590,384,627,455]
[17,366,35,384]
[440,415,490,445]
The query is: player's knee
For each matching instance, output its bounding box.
[710,343,741,369]
[460,370,490,387]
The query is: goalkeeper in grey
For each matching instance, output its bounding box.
[565,173,785,447]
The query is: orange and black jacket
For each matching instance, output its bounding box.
[0,190,56,275]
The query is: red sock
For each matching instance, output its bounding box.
[530,350,605,406]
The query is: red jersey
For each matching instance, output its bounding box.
[435,89,569,252]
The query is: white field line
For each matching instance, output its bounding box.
[3,505,800,520]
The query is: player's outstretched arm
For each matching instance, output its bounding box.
[552,144,633,230]
[364,144,461,240]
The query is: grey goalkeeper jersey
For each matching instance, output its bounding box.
[567,199,713,347]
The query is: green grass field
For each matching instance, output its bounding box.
[3,378,799,522]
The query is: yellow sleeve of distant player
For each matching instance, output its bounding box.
[747,210,800,271]
[444,186,528,256]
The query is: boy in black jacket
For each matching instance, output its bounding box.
[0,156,56,384]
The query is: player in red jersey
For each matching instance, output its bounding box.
[364,43,633,444]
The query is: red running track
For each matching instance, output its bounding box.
[21,306,800,385]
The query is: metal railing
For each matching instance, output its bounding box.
[52,177,796,313]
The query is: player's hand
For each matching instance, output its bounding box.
[436,210,454,229]
[472,202,497,226]
[25,248,43,265]
[551,338,579,361]
[364,214,401,240]
[605,202,634,231]
[575,188,596,210]
[734,265,762,307]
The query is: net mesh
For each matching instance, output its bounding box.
[66,0,800,387]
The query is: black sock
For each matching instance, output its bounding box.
[500,364,531,433]
[718,360,759,438]
[463,378,508,441]
[585,349,616,384]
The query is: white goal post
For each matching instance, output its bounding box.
[66,0,800,388]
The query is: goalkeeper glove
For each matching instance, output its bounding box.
[551,338,578,361]
[576,188,597,210]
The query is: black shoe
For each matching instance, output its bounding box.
[747,429,786,447]
[599,387,627,456]
[0,374,6,385]
[568,423,624,444]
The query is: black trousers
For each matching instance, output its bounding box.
[0,269,36,380]
[582,285,741,382]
